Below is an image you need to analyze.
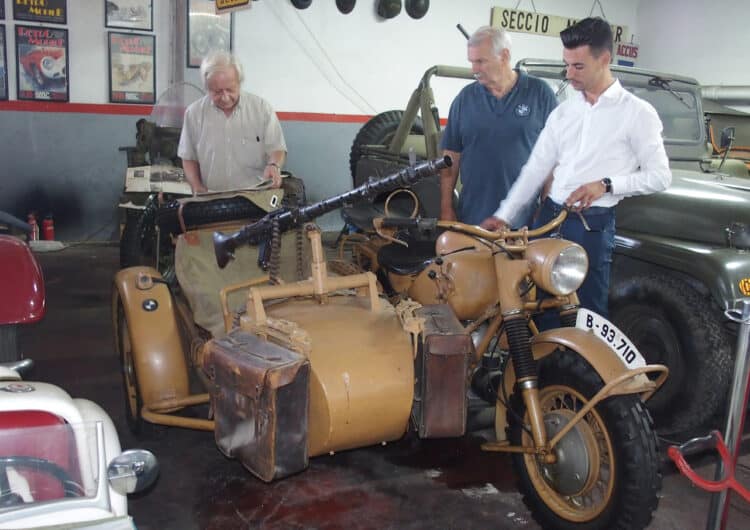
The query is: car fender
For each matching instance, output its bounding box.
[112,266,189,409]
[73,398,126,517]
[494,327,652,441]
[614,230,750,311]
[0,235,45,324]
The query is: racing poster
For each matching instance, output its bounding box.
[15,25,69,102]
[13,0,67,25]
[0,26,7,100]
[108,32,155,104]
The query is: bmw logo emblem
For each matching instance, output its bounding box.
[142,299,158,312]
[515,104,531,117]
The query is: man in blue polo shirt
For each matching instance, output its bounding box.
[440,25,557,227]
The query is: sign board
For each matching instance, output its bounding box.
[491,7,629,43]
[615,42,639,67]
[215,0,252,14]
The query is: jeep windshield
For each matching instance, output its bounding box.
[516,59,703,148]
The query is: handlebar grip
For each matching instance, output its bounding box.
[381,217,419,229]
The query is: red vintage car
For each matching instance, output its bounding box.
[19,47,66,88]
[0,213,45,362]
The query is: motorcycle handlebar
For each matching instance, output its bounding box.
[435,209,568,240]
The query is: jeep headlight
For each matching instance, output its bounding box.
[526,239,588,296]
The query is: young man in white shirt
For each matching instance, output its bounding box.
[481,17,671,317]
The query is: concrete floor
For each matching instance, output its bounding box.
[17,242,750,530]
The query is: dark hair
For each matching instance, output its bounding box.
[560,17,613,56]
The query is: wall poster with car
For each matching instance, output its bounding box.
[13,0,67,25]
[105,0,153,31]
[0,26,7,100]
[108,32,155,104]
[187,0,233,68]
[15,25,68,102]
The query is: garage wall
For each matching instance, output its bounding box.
[636,0,750,112]
[0,0,643,240]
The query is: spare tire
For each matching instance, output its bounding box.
[349,110,423,186]
[155,175,306,235]
[609,271,732,436]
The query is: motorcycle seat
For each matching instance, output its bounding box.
[377,239,436,275]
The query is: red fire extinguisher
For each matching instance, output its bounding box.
[42,215,55,241]
[27,213,39,241]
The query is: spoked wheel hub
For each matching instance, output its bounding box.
[538,408,600,497]
[523,385,615,521]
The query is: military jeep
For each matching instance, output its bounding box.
[348,60,750,436]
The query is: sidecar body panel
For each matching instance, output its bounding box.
[264,296,414,458]
[113,266,190,408]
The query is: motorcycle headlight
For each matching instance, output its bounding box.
[526,239,588,296]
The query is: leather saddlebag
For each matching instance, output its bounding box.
[203,330,310,482]
[413,304,472,438]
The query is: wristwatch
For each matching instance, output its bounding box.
[602,177,612,193]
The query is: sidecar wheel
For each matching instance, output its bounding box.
[115,296,148,436]
[507,349,661,530]
[0,325,20,363]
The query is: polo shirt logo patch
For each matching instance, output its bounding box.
[515,104,531,117]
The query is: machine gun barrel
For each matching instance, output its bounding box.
[213,155,452,268]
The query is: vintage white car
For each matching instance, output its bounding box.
[0,360,157,529]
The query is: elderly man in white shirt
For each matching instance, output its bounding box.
[481,17,671,318]
[178,51,287,193]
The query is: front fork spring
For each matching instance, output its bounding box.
[505,316,536,380]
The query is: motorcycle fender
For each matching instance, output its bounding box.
[112,266,189,408]
[495,327,644,441]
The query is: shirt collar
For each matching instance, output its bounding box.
[576,78,623,106]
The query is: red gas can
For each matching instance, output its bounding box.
[42,216,55,241]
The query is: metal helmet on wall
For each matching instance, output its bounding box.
[404,0,428,19]
[336,0,356,14]
[377,0,401,19]
[291,0,313,8]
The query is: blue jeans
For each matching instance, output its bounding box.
[533,198,616,318]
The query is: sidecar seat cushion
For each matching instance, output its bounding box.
[377,240,436,275]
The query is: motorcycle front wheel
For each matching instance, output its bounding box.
[507,349,661,530]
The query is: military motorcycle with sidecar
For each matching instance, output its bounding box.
[113,156,666,530]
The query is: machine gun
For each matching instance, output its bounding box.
[213,156,452,269]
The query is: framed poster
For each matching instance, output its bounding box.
[14,0,66,25]
[187,0,232,68]
[15,25,69,102]
[108,32,155,104]
[0,26,6,100]
[105,0,153,32]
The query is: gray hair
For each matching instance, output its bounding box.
[468,25,512,56]
[200,51,244,88]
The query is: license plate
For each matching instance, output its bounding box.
[575,309,646,369]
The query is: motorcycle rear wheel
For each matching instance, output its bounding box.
[507,349,661,530]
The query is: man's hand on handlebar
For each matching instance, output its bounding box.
[480,216,508,232]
